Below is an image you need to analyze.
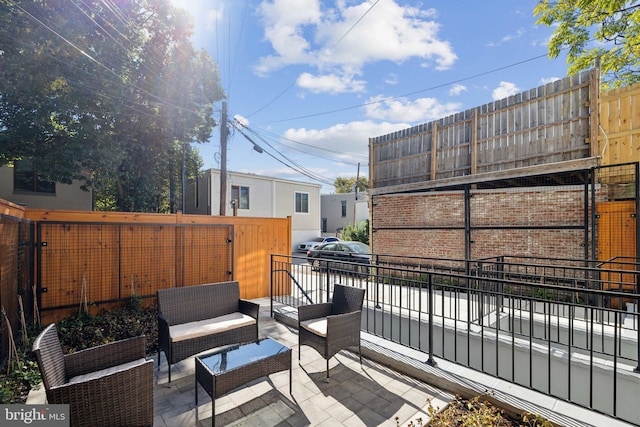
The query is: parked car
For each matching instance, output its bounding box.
[297,236,341,253]
[306,241,371,275]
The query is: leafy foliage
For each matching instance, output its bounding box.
[534,1,640,88]
[56,300,158,355]
[0,0,224,212]
[397,394,554,427]
[341,219,369,245]
[0,300,158,404]
[333,176,369,194]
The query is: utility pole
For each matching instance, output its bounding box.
[353,162,360,227]
[219,101,228,216]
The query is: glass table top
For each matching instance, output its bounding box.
[198,338,289,374]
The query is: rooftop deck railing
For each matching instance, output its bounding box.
[270,253,640,425]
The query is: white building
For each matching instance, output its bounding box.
[0,163,92,210]
[320,192,369,236]
[185,169,322,246]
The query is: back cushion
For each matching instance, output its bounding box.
[158,281,240,325]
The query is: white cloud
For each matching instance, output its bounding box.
[540,76,561,85]
[296,72,366,94]
[487,28,525,47]
[384,73,399,86]
[282,120,409,159]
[449,84,467,96]
[255,0,457,93]
[233,114,250,128]
[363,96,462,123]
[492,81,520,100]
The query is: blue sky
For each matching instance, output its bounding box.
[171,0,570,194]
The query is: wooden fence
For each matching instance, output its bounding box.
[370,69,597,189]
[0,200,32,362]
[0,206,292,324]
[598,83,640,170]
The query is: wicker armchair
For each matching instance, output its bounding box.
[298,284,366,381]
[32,324,154,427]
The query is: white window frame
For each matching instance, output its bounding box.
[231,185,250,210]
[295,191,309,214]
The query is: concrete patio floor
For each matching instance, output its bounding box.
[28,297,638,426]
[152,300,451,426]
[28,298,451,426]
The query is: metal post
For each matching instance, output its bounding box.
[635,162,640,372]
[219,101,228,216]
[427,273,437,366]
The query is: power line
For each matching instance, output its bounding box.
[7,0,210,118]
[331,0,381,48]
[246,124,367,163]
[231,119,335,185]
[245,0,382,120]
[265,53,551,124]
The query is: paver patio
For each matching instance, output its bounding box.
[28,298,450,426]
[28,297,637,426]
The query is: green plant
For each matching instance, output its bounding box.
[0,358,42,404]
[0,302,159,404]
[397,394,554,427]
[340,220,369,245]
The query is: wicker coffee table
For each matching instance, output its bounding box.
[195,337,292,426]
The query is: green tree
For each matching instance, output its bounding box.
[0,0,224,212]
[334,176,369,194]
[534,1,640,88]
[340,220,369,245]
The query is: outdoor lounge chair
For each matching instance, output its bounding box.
[298,283,366,380]
[32,323,153,427]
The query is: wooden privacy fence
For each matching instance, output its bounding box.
[370,69,597,189]
[22,209,292,323]
[0,200,33,364]
[598,83,640,180]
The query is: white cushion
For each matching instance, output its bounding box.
[68,358,147,384]
[170,312,256,342]
[300,318,327,337]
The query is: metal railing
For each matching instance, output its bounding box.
[270,253,640,425]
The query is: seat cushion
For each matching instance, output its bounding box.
[170,312,256,343]
[68,358,147,384]
[300,318,327,337]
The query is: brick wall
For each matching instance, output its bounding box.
[372,186,590,260]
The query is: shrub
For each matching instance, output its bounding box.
[0,300,158,404]
[341,220,369,244]
[397,394,554,427]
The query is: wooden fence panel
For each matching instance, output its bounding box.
[370,70,593,189]
[24,209,291,322]
[599,83,640,167]
[182,225,232,287]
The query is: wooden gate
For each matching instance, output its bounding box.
[597,200,637,306]
[38,222,233,313]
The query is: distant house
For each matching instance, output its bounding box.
[185,169,322,247]
[0,162,92,210]
[320,192,369,236]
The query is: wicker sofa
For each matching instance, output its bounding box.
[32,324,153,427]
[157,280,259,382]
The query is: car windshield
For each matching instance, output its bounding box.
[344,242,370,253]
[312,237,325,242]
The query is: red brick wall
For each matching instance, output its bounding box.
[372,187,589,260]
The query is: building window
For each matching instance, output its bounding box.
[13,161,55,194]
[295,192,309,213]
[322,218,327,233]
[231,185,249,209]
[341,200,347,217]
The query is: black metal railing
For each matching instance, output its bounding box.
[270,253,640,425]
